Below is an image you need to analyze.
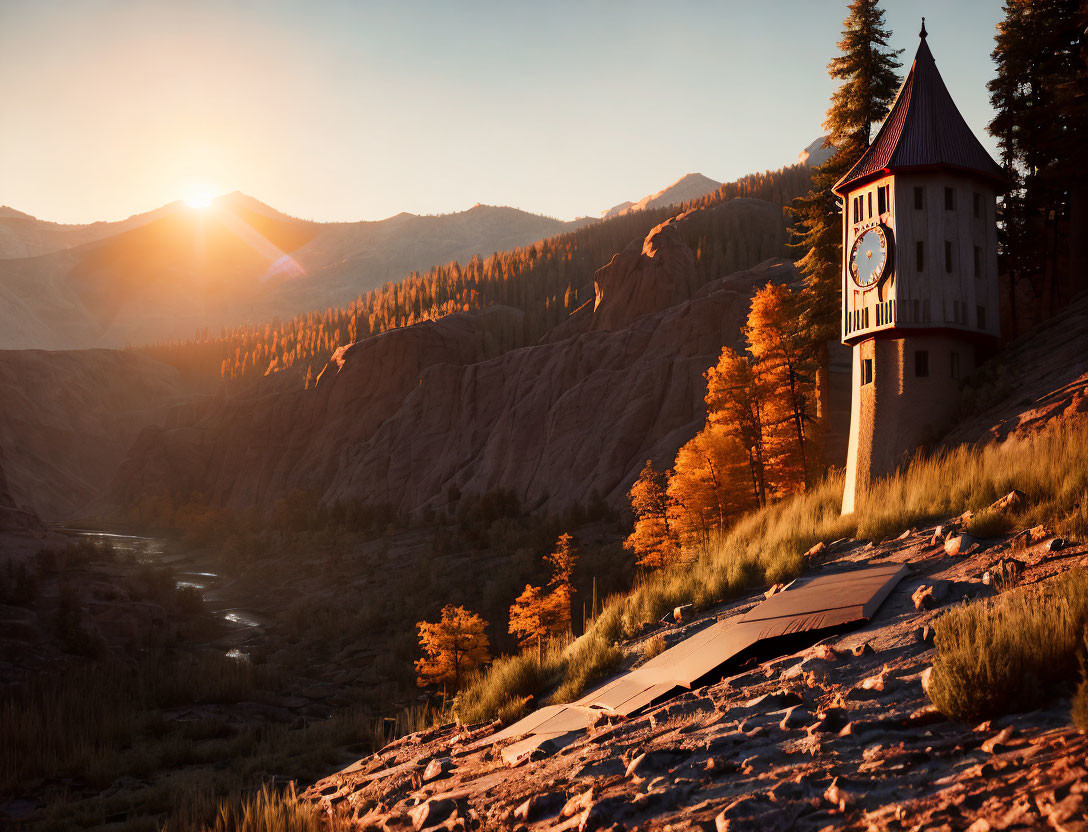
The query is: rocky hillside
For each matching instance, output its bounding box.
[302,518,1088,831]
[0,349,193,521]
[0,447,42,534]
[0,196,591,350]
[109,198,792,518]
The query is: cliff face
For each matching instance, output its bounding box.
[0,349,192,521]
[111,201,796,517]
[0,446,42,533]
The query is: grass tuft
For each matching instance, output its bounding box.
[927,569,1088,722]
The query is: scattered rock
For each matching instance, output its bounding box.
[981,726,1017,754]
[990,490,1026,513]
[1028,525,1052,544]
[743,689,803,712]
[914,624,936,644]
[1048,537,1066,552]
[913,581,950,610]
[422,757,452,782]
[824,776,856,811]
[778,705,812,730]
[920,666,934,695]
[851,642,875,658]
[983,557,1026,587]
[945,534,982,556]
[409,798,456,831]
[561,789,594,820]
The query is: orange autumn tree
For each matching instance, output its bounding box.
[625,460,680,569]
[667,423,758,552]
[704,347,769,509]
[415,604,491,692]
[652,283,816,554]
[544,533,578,635]
[508,533,579,645]
[507,583,550,647]
[745,283,817,494]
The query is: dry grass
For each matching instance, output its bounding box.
[927,569,1088,721]
[640,633,667,661]
[458,420,1088,724]
[165,783,350,832]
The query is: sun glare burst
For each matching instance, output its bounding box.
[183,184,220,209]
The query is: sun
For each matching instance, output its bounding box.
[183,184,221,209]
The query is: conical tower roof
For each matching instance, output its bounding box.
[833,22,1007,195]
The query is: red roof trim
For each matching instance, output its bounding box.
[833,36,1008,196]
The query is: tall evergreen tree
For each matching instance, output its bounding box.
[988,0,1088,330]
[790,0,902,429]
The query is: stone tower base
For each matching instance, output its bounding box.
[841,332,978,514]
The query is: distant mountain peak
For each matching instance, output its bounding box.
[799,136,834,167]
[602,172,722,219]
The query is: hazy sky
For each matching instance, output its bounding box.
[1,0,1005,224]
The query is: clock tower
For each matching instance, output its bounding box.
[837,21,1007,514]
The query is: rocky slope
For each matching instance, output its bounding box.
[0,196,591,350]
[0,447,42,534]
[110,198,792,518]
[303,518,1088,831]
[0,349,193,521]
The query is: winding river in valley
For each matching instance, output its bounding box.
[63,528,267,659]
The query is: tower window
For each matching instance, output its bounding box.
[862,358,874,385]
[916,241,925,272]
[977,305,987,329]
[973,192,982,217]
[951,352,960,379]
[974,245,981,278]
[945,241,953,273]
[878,185,889,215]
[915,350,929,378]
[853,196,860,224]
[914,186,924,210]
[867,192,873,218]
[945,187,955,210]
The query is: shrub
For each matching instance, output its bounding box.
[927,569,1088,722]
[454,645,564,726]
[641,633,667,661]
[966,508,1015,539]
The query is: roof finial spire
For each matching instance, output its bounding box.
[919,17,927,40]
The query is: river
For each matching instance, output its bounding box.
[64,528,265,658]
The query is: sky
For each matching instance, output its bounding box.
[0,0,1006,225]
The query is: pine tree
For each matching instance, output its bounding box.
[415,605,491,691]
[745,283,817,493]
[508,584,550,647]
[624,460,680,570]
[790,0,901,429]
[544,533,578,636]
[988,0,1088,326]
[704,348,768,508]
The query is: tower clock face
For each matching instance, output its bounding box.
[850,225,892,289]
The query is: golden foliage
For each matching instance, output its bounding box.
[624,460,680,570]
[415,604,490,691]
[652,283,817,556]
[507,534,579,645]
